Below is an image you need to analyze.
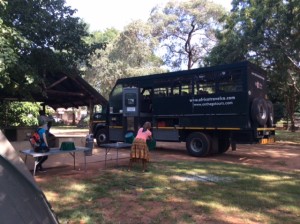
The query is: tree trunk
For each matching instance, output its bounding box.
[285,88,297,132]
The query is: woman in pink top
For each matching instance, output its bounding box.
[128,121,152,172]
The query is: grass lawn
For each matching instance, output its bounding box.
[276,129,300,143]
[38,161,300,224]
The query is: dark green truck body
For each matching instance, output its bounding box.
[92,61,275,156]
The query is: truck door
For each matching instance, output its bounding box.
[123,88,140,139]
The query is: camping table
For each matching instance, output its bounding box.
[20,146,90,176]
[100,143,132,168]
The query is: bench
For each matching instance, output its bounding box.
[20,146,90,176]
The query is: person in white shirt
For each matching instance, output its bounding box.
[38,110,52,133]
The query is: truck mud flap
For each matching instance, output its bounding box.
[260,137,275,144]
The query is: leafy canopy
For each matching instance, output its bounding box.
[0,0,105,99]
[83,22,165,99]
[149,0,226,70]
[206,0,300,127]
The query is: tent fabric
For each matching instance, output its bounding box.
[0,131,59,224]
[0,131,35,185]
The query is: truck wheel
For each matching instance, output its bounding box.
[266,100,274,127]
[186,132,211,157]
[218,138,230,154]
[251,98,268,126]
[96,129,108,146]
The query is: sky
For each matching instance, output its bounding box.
[65,0,232,32]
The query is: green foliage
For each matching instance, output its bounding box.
[110,20,161,68]
[0,101,40,127]
[0,0,106,99]
[82,29,121,99]
[85,28,119,45]
[83,22,165,99]
[149,0,226,70]
[206,0,300,125]
[0,1,27,89]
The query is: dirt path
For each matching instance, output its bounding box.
[39,141,300,177]
[45,129,300,174]
[49,128,300,173]
[59,141,300,174]
[152,141,300,173]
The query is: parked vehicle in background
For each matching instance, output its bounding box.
[92,61,275,157]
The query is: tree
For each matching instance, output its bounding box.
[206,0,300,130]
[110,20,165,76]
[83,21,165,99]
[0,101,40,127]
[149,0,226,70]
[0,0,105,100]
[110,20,161,69]
[82,28,121,99]
[0,1,26,89]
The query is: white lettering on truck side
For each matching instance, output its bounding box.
[189,96,236,107]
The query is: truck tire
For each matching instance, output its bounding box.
[266,100,274,127]
[186,132,211,157]
[96,129,108,146]
[251,98,268,126]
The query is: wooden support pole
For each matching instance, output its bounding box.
[88,99,94,134]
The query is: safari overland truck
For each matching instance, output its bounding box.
[91,61,275,157]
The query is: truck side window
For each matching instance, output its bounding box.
[125,93,137,106]
[194,73,215,95]
[218,70,243,93]
[141,88,153,113]
[181,82,193,96]
[196,83,215,95]
[154,87,167,97]
[110,84,123,98]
